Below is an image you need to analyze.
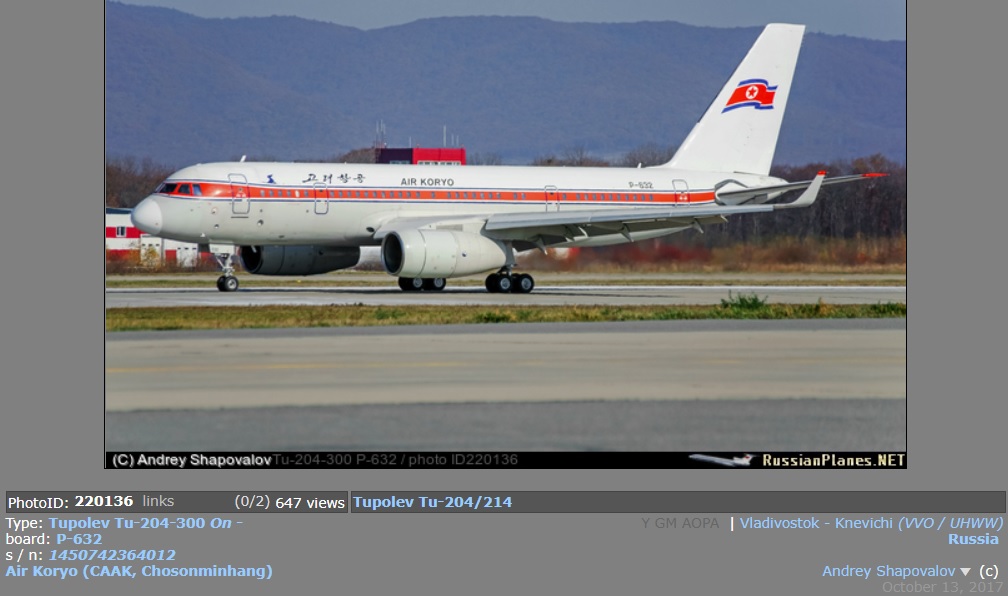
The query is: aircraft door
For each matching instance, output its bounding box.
[313,182,329,215]
[672,179,689,204]
[545,185,559,212]
[229,173,251,215]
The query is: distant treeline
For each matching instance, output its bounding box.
[735,153,906,244]
[105,149,906,243]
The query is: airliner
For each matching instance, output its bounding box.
[131,23,882,293]
[689,454,754,468]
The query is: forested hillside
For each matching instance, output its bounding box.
[105,2,905,167]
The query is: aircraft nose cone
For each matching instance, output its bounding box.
[131,198,162,235]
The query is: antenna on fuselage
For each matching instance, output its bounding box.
[240,155,246,162]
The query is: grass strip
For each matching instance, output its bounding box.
[104,277,905,289]
[106,301,906,332]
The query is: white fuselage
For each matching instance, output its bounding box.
[136,161,782,248]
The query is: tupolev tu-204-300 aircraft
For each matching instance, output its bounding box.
[689,454,754,468]
[131,23,883,293]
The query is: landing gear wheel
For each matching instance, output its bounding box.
[514,273,535,294]
[486,272,525,293]
[495,274,513,293]
[212,251,239,292]
[398,277,424,292]
[422,278,446,291]
[485,273,500,293]
[217,275,239,292]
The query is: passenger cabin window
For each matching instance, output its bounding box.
[116,226,127,238]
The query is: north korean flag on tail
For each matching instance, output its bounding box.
[722,79,777,112]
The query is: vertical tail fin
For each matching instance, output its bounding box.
[660,23,805,175]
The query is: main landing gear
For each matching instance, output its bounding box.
[485,270,535,294]
[398,277,446,292]
[395,271,535,293]
[214,251,239,292]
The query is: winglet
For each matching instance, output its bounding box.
[775,171,825,209]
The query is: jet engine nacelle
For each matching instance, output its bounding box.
[239,245,361,275]
[381,229,509,278]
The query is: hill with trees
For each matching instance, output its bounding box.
[105,2,905,168]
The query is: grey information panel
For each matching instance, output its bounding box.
[347,491,1005,513]
[7,492,349,514]
[8,491,1004,513]
[5,490,1004,594]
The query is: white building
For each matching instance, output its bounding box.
[105,207,204,266]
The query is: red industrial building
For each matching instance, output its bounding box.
[375,147,466,165]
[105,207,210,267]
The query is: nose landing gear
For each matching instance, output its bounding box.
[216,275,239,292]
[213,250,239,292]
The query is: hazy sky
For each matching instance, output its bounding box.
[115,0,906,40]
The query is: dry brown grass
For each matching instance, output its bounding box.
[107,236,907,276]
[104,249,228,275]
[520,236,906,274]
[106,302,906,332]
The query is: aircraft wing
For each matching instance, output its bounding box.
[369,201,770,244]
[483,172,837,244]
[370,214,492,240]
[373,172,880,247]
[485,202,776,233]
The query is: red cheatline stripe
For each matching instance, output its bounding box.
[162,181,717,205]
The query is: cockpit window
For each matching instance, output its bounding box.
[158,182,178,194]
[177,183,192,195]
[191,184,202,196]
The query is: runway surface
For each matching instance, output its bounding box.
[105,320,906,451]
[105,284,906,308]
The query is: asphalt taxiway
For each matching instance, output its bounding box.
[105,319,907,451]
[105,283,906,308]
